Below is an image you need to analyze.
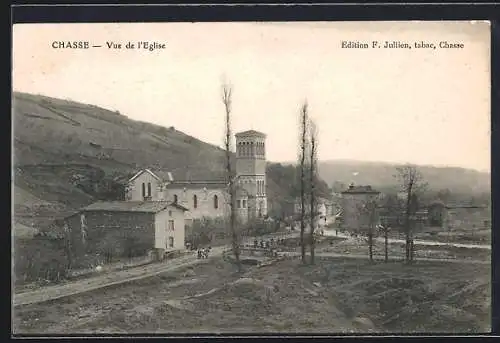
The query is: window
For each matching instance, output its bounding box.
[193,194,198,209]
[147,182,152,197]
[168,210,172,217]
[214,194,219,209]
[237,199,241,208]
[168,236,174,248]
[168,220,175,231]
[173,194,178,203]
[142,183,146,197]
[242,199,247,208]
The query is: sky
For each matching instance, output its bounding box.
[12,21,491,172]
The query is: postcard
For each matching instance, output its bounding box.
[12,21,491,335]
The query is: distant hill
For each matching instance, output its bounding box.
[317,159,491,195]
[12,92,312,230]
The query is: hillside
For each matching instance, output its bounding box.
[12,92,306,231]
[317,159,491,195]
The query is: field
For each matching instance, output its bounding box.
[13,254,490,334]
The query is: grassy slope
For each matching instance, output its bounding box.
[13,92,229,227]
[12,92,290,230]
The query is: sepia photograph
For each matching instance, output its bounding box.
[12,21,491,334]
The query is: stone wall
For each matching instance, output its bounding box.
[67,211,155,260]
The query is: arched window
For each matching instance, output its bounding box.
[213,194,219,209]
[193,194,198,209]
[173,194,178,203]
[147,182,152,197]
[142,183,146,197]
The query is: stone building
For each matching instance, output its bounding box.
[340,183,381,232]
[65,201,188,258]
[124,129,268,224]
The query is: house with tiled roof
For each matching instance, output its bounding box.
[64,200,188,258]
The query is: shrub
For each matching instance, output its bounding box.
[14,236,70,285]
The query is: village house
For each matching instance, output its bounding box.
[124,130,268,225]
[65,201,188,259]
[340,184,381,232]
[338,183,489,236]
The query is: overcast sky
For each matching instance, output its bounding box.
[13,21,491,172]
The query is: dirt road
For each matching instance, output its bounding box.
[17,230,487,308]
[13,248,220,307]
[14,232,299,307]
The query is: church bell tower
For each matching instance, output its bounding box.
[235,130,267,219]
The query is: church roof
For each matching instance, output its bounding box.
[81,201,188,213]
[235,130,266,137]
[341,185,380,194]
[166,181,228,190]
[150,170,175,182]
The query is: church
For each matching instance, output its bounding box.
[124,129,268,225]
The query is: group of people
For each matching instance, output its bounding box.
[197,247,211,259]
[253,237,286,250]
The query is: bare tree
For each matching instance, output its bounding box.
[379,193,400,263]
[356,198,378,263]
[367,199,377,263]
[308,119,318,264]
[63,221,73,271]
[381,224,389,263]
[395,164,426,264]
[298,101,309,264]
[222,81,241,272]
